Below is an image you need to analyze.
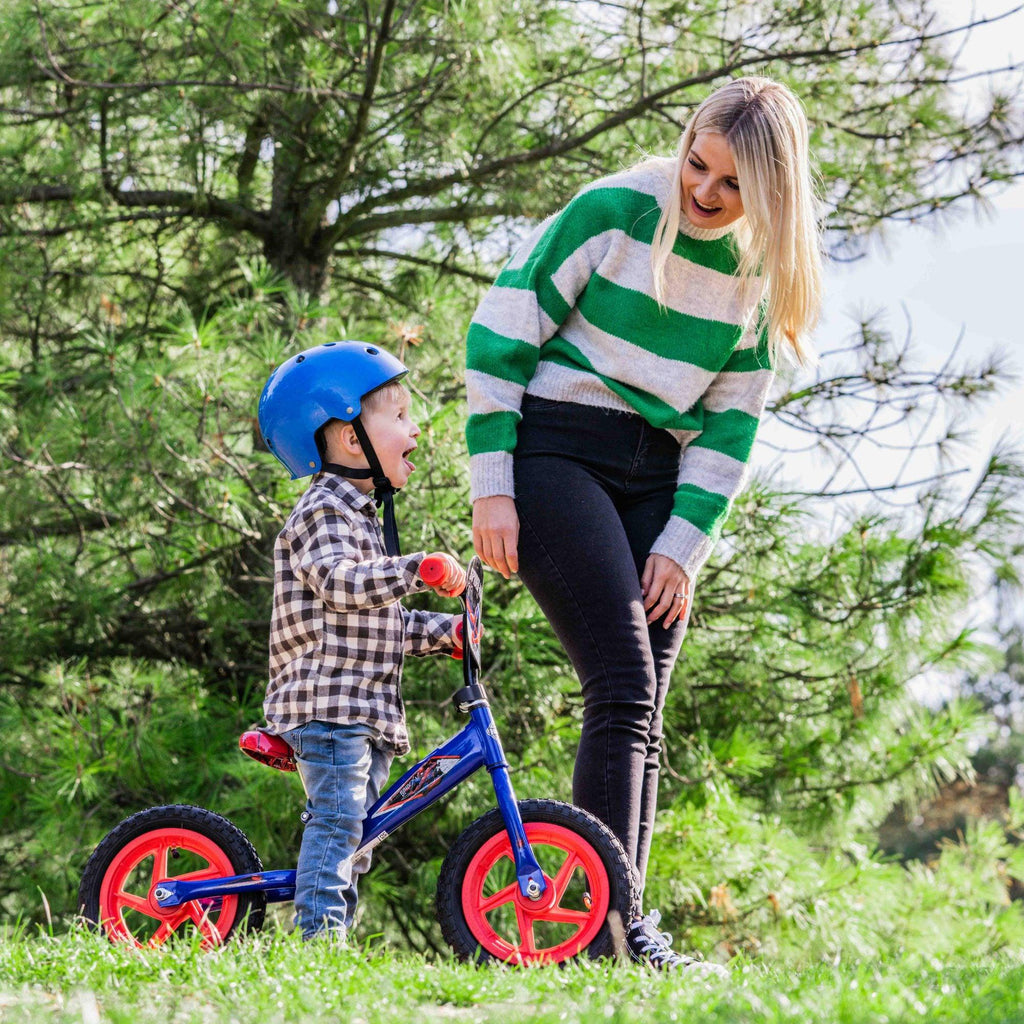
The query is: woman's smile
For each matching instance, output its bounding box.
[679,131,744,229]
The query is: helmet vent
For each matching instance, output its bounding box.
[296,355,305,363]
[366,346,379,355]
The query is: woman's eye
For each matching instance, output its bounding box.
[688,159,705,171]
[726,180,740,192]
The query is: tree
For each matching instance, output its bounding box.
[2,0,1021,302]
[1,0,1023,946]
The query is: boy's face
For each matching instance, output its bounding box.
[358,387,421,491]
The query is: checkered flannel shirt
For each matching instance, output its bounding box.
[264,472,457,754]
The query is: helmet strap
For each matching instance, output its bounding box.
[321,463,373,480]
[350,416,402,557]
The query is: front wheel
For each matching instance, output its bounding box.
[78,804,266,948]
[437,799,637,964]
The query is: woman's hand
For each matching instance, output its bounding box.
[641,553,691,628]
[472,495,519,579]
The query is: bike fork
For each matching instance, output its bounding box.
[470,704,547,900]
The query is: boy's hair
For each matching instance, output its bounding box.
[360,379,410,414]
[314,381,410,458]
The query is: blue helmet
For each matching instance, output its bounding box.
[258,340,408,479]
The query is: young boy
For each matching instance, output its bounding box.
[257,340,466,941]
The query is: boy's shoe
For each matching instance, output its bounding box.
[626,911,728,978]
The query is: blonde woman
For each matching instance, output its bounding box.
[465,77,823,972]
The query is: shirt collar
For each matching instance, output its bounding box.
[311,471,378,516]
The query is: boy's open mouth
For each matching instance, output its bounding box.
[402,445,416,471]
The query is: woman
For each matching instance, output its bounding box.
[465,77,823,971]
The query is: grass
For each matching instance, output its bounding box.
[2,927,1024,1024]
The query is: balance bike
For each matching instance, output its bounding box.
[79,557,637,963]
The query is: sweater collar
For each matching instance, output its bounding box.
[676,216,736,242]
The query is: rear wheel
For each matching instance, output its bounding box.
[78,804,265,947]
[437,799,637,964]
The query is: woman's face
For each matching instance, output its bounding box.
[679,132,744,230]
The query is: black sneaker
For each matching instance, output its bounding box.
[626,911,728,978]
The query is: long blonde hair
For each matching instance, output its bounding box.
[650,77,823,366]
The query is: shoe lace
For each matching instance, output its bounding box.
[628,910,695,968]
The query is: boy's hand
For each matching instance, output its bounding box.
[420,553,467,597]
[451,617,464,660]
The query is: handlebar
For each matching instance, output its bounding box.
[420,554,467,660]
[419,554,450,588]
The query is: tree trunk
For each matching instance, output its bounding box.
[264,229,329,301]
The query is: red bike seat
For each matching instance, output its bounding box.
[239,730,297,772]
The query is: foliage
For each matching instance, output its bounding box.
[1,0,1023,954]
[2,0,1021,308]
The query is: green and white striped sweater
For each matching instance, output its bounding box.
[465,158,772,580]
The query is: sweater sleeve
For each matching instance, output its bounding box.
[465,188,623,500]
[649,320,774,580]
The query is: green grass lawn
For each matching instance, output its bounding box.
[2,928,1024,1024]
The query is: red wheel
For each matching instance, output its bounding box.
[79,805,265,948]
[438,800,636,964]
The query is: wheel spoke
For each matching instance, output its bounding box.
[551,851,580,901]
[537,906,590,926]
[477,881,518,914]
[186,903,224,946]
[149,911,188,947]
[167,865,222,884]
[149,841,170,893]
[115,891,158,919]
[514,905,536,955]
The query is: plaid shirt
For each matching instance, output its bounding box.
[264,473,456,754]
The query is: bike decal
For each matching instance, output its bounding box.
[377,756,461,812]
[359,830,389,854]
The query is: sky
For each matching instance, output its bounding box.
[754,1,1024,508]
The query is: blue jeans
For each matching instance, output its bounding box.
[277,720,393,940]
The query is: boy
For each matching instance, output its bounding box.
[257,340,466,941]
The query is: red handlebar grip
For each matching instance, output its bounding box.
[419,555,448,586]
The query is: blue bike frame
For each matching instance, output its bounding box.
[154,559,548,911]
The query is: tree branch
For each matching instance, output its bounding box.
[331,6,1024,231]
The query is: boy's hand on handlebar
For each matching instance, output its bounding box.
[641,554,691,629]
[420,553,467,597]
[451,616,464,660]
[472,495,519,580]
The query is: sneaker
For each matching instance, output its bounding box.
[626,910,728,978]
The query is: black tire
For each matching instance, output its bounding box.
[78,804,266,946]
[437,798,638,964]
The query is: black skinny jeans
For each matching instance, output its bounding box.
[513,396,690,893]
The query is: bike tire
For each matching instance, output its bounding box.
[78,803,266,947]
[437,798,638,964]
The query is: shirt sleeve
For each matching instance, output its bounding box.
[649,321,774,580]
[402,610,458,657]
[465,188,620,500]
[287,506,427,610]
